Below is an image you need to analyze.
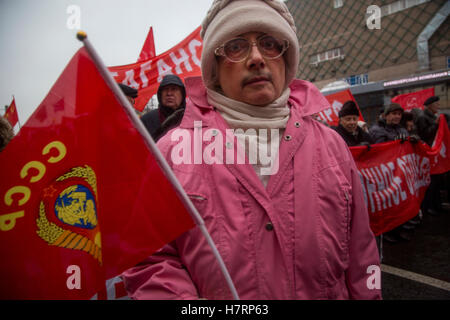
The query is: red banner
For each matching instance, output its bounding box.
[316,89,364,127]
[137,26,156,62]
[4,97,19,127]
[350,116,450,235]
[429,114,450,175]
[351,141,431,236]
[0,47,195,299]
[109,26,202,111]
[391,88,434,112]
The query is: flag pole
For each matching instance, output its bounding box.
[76,31,240,300]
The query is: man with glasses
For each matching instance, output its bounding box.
[122,0,381,300]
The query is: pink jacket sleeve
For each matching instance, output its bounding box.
[121,241,199,299]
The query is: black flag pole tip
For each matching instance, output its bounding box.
[76,31,87,41]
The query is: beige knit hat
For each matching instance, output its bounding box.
[200,0,300,90]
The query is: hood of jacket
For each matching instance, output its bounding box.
[157,74,187,117]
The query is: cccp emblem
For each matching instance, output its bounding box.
[36,165,102,264]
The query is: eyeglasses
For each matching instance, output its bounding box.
[214,35,289,63]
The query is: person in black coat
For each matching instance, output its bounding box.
[141,74,186,141]
[369,103,409,143]
[416,96,446,217]
[415,96,440,146]
[369,103,414,243]
[332,100,373,147]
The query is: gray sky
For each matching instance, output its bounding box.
[0,0,214,125]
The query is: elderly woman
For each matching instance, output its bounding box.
[122,0,381,300]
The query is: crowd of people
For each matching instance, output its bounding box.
[119,21,446,296]
[329,95,448,244]
[1,0,447,300]
[123,53,447,250]
[121,0,381,300]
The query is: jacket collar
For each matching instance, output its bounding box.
[159,104,177,118]
[287,79,330,116]
[337,124,359,137]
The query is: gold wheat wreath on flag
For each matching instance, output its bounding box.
[36,166,102,265]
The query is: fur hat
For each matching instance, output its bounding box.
[339,101,360,118]
[200,0,299,90]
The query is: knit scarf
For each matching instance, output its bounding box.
[206,88,291,186]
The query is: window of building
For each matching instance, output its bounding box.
[310,47,345,65]
[346,74,369,86]
[334,0,343,9]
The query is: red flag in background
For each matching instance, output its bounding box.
[316,89,364,127]
[0,47,194,299]
[109,26,202,111]
[429,114,450,175]
[4,97,19,127]
[137,26,156,62]
[391,88,434,112]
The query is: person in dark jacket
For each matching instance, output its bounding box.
[416,96,445,216]
[332,101,373,147]
[141,74,186,140]
[399,111,423,226]
[369,103,409,143]
[416,96,440,146]
[370,103,414,243]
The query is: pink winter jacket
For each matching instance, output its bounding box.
[122,77,382,300]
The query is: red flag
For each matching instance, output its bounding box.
[350,140,431,236]
[109,26,202,111]
[137,27,156,62]
[316,89,364,127]
[429,114,450,175]
[0,47,195,299]
[391,88,434,112]
[4,97,19,127]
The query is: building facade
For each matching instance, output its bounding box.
[286,0,449,125]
